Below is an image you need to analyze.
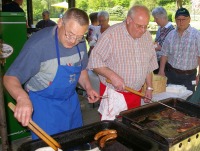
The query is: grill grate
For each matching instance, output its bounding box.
[120,98,200,151]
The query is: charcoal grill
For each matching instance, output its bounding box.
[120,98,200,151]
[17,121,160,151]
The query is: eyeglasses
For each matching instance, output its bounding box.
[62,21,84,43]
[130,17,148,30]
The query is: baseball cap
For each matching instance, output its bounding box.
[175,8,190,18]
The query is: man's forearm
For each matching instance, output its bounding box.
[3,76,29,102]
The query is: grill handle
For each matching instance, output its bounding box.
[131,122,146,131]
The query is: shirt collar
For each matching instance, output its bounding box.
[164,22,172,28]
[176,24,191,34]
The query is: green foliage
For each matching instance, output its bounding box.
[109,5,127,18]
[167,11,173,22]
[109,15,124,21]
[76,0,88,11]
[22,0,192,24]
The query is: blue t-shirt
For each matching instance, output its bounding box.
[6,26,88,91]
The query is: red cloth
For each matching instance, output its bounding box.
[100,82,141,109]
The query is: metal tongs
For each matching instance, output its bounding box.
[106,79,176,111]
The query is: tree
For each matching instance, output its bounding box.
[76,0,88,11]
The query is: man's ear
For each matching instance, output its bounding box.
[57,18,63,28]
[126,16,132,25]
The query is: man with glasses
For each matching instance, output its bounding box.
[158,8,200,92]
[3,8,99,139]
[88,5,158,120]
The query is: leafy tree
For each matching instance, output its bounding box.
[88,0,107,11]
[76,0,88,11]
[130,0,157,11]
[114,0,130,8]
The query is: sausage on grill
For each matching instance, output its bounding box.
[99,133,117,148]
[94,129,117,140]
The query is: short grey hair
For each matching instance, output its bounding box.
[127,5,150,19]
[152,6,168,19]
[97,11,109,20]
[62,8,89,26]
[42,10,50,15]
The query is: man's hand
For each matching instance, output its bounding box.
[144,89,153,103]
[109,75,125,91]
[14,98,33,127]
[86,88,100,103]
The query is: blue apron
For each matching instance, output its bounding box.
[29,27,83,140]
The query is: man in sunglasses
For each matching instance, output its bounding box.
[3,8,99,139]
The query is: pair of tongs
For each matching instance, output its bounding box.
[106,79,176,111]
[8,102,61,151]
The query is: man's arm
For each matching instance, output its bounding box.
[196,57,200,84]
[144,73,153,103]
[158,56,168,76]
[3,76,33,126]
[93,67,125,91]
[78,70,99,103]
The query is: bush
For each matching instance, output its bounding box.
[109,15,124,21]
[167,11,173,22]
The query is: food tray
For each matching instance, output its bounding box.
[120,98,200,147]
[17,121,160,151]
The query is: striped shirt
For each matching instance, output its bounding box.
[161,25,200,70]
[155,22,174,60]
[87,22,158,90]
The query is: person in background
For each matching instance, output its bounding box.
[3,8,99,140]
[88,5,158,120]
[87,11,110,57]
[97,10,110,36]
[158,8,200,92]
[86,12,100,57]
[36,10,57,29]
[3,0,24,12]
[152,6,174,74]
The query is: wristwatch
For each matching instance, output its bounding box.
[147,86,154,91]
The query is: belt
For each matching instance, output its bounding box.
[168,64,196,75]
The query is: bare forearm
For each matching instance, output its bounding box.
[93,67,124,91]
[3,76,29,102]
[159,56,168,72]
[198,57,200,75]
[78,70,93,91]
[145,73,153,88]
[93,67,116,80]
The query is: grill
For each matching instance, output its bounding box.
[120,98,200,151]
[17,121,160,151]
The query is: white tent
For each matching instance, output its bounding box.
[51,0,68,9]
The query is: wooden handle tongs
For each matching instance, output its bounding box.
[106,79,176,111]
[8,102,61,151]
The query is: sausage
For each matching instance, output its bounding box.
[169,111,185,121]
[94,129,117,140]
[99,133,117,148]
[177,123,194,133]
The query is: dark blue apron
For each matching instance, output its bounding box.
[29,27,83,139]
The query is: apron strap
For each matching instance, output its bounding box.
[76,45,82,67]
[55,27,61,65]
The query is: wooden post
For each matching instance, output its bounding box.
[176,0,183,9]
[0,66,10,151]
[0,40,10,151]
